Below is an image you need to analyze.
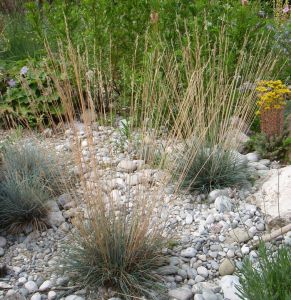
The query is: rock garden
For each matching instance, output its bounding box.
[0,1,290,300]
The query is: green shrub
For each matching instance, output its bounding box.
[0,59,63,128]
[245,132,290,162]
[178,146,251,193]
[236,243,291,300]
[0,142,63,232]
[24,0,275,75]
[62,214,166,300]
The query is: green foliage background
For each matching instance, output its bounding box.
[0,0,289,127]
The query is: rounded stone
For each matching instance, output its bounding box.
[48,291,57,300]
[24,281,38,293]
[31,293,42,300]
[197,266,209,278]
[214,196,232,213]
[39,280,53,291]
[185,214,193,225]
[0,236,7,248]
[241,245,250,255]
[168,287,193,300]
[219,259,235,276]
[256,222,265,231]
[18,277,27,285]
[195,275,205,283]
[0,247,4,256]
[181,247,197,258]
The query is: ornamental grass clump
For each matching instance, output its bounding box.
[62,203,167,299]
[179,146,250,193]
[236,242,291,300]
[57,123,168,299]
[0,142,64,232]
[45,41,169,298]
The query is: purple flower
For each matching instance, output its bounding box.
[7,79,16,87]
[20,66,29,75]
[283,5,290,13]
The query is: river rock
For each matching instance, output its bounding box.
[169,287,193,300]
[219,259,235,276]
[220,275,241,300]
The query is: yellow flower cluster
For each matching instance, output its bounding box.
[256,80,290,114]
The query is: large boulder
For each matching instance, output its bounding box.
[253,166,291,225]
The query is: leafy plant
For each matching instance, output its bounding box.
[178,146,251,193]
[0,59,63,128]
[0,142,64,232]
[236,242,291,300]
[245,132,290,161]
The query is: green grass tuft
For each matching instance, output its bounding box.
[178,146,251,194]
[61,216,167,300]
[236,242,291,300]
[0,141,63,232]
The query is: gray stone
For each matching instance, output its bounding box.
[202,290,219,300]
[58,194,73,207]
[18,277,27,285]
[241,245,250,255]
[246,152,259,162]
[46,211,65,227]
[185,214,193,225]
[197,266,208,278]
[192,282,221,294]
[39,280,53,291]
[195,275,205,283]
[256,223,265,231]
[226,228,251,243]
[208,189,229,203]
[194,295,204,300]
[56,276,69,286]
[117,160,138,172]
[169,287,193,300]
[0,248,4,256]
[46,200,60,212]
[259,159,270,166]
[181,247,197,258]
[219,259,235,276]
[156,265,179,275]
[0,282,12,289]
[65,296,85,300]
[215,196,232,213]
[48,291,57,300]
[220,275,241,300]
[3,292,26,300]
[24,281,38,293]
[31,293,42,300]
[0,237,7,248]
[178,269,188,279]
[19,288,29,297]
[249,162,268,170]
[206,214,215,225]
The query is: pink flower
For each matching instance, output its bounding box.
[283,5,290,13]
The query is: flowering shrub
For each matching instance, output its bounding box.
[256,80,290,137]
[256,80,290,114]
[0,59,63,128]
